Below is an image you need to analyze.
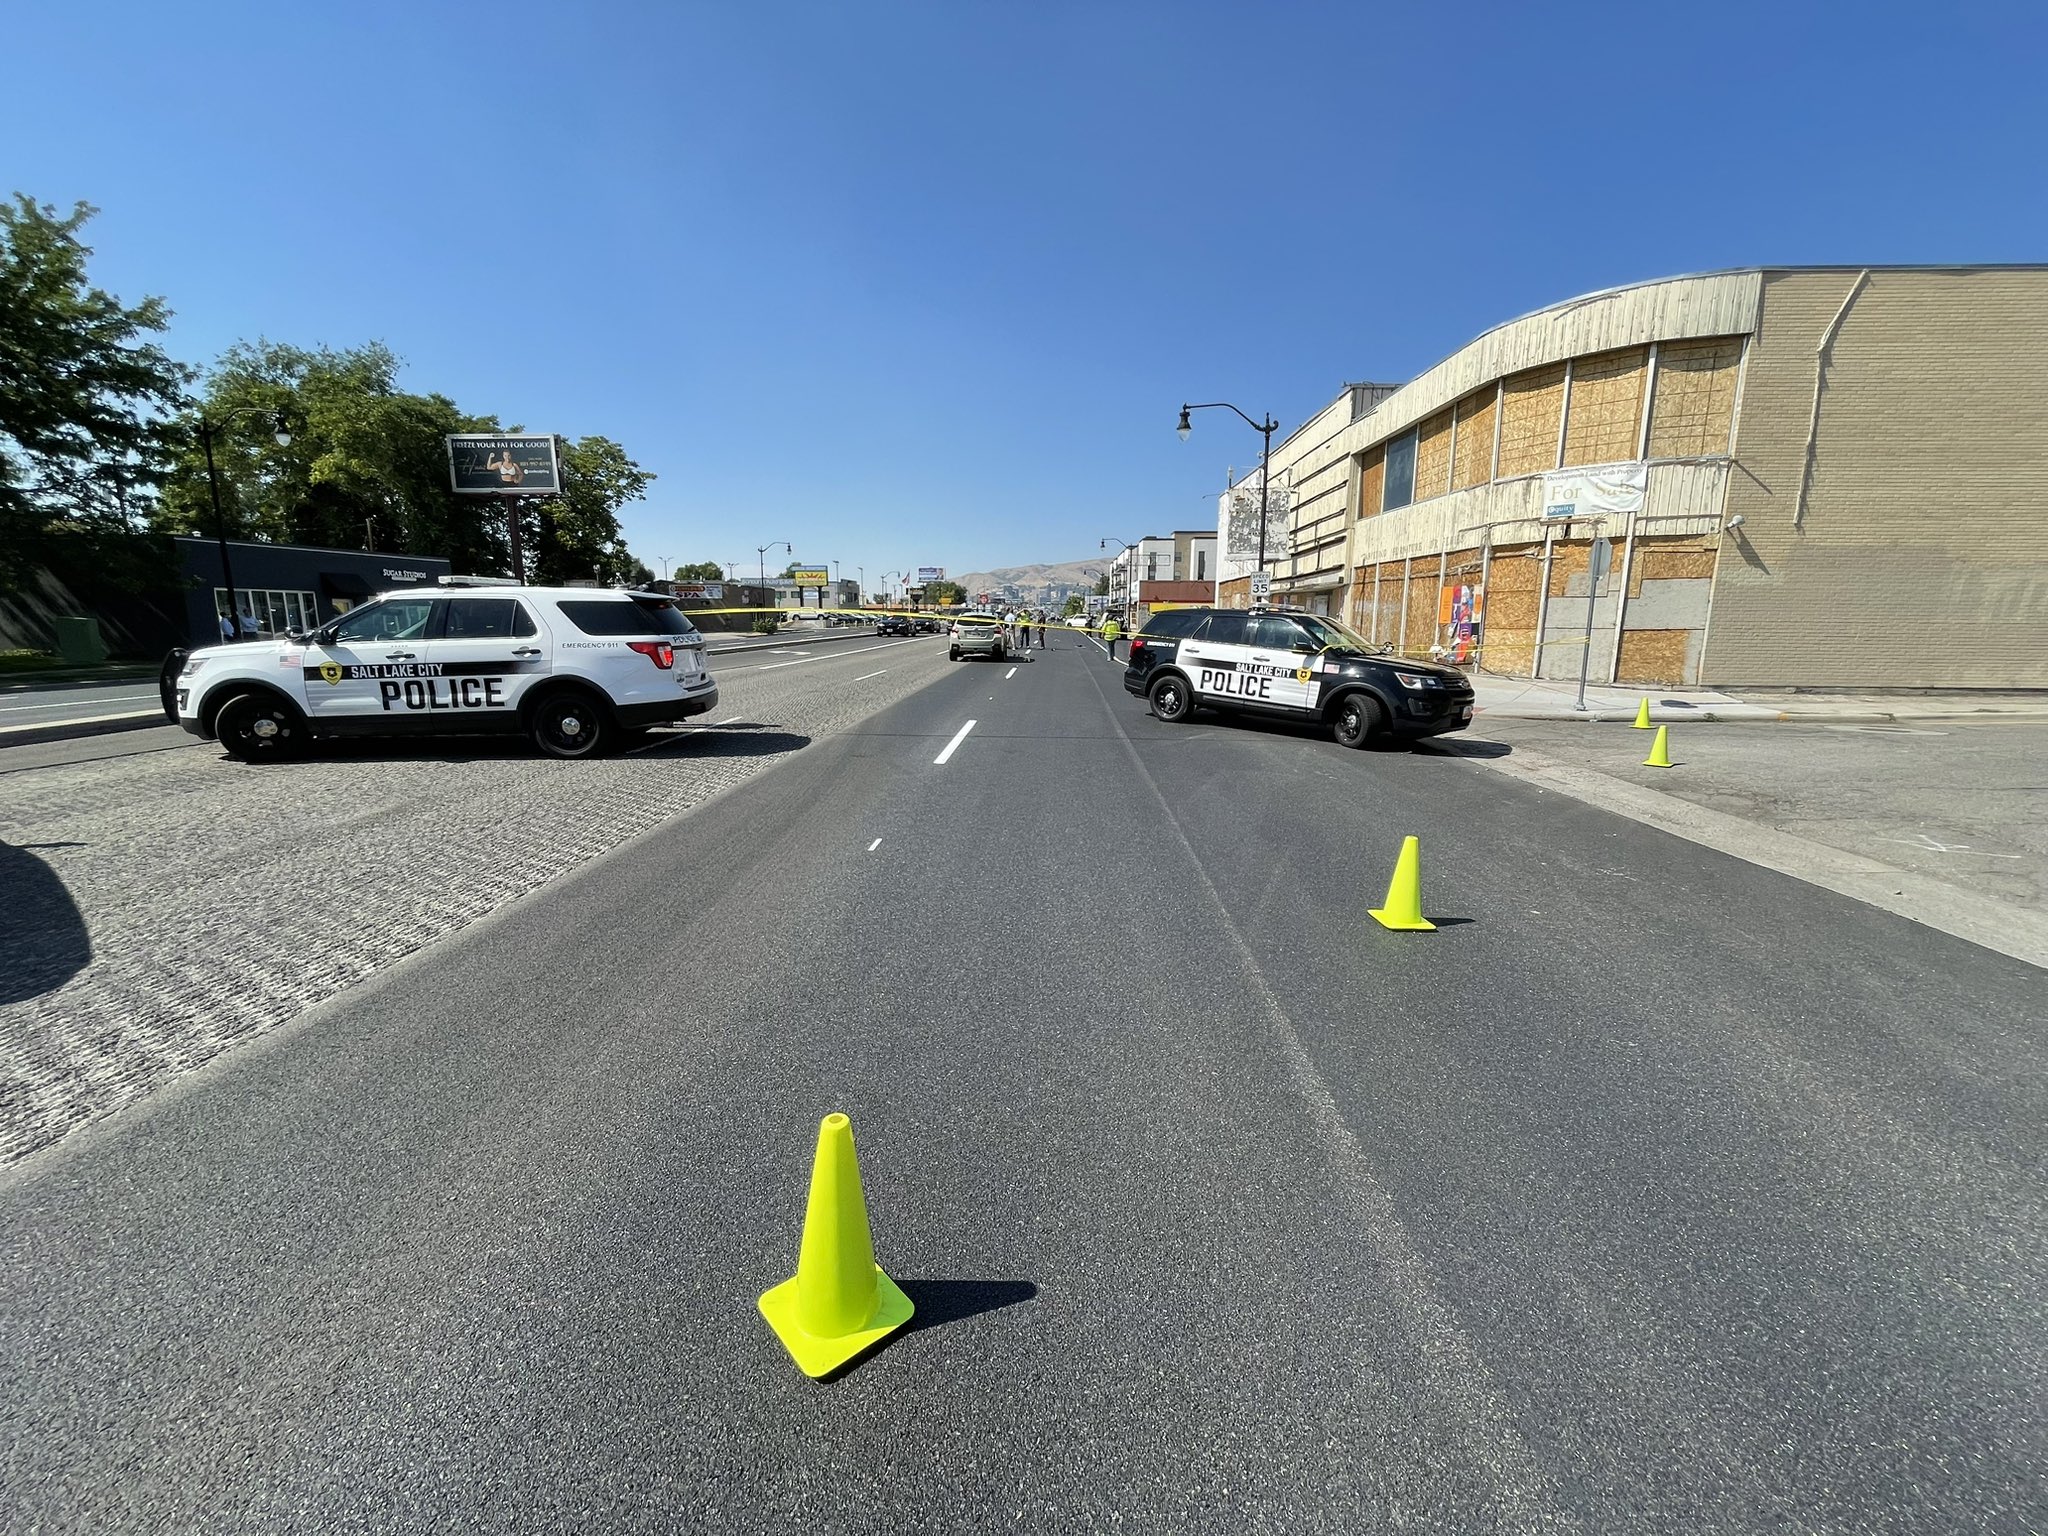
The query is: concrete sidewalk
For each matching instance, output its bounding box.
[1472,674,2048,725]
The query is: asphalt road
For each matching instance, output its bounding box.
[3,634,2040,1533]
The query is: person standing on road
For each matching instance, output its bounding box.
[1036,615,1047,650]
[1102,617,1121,660]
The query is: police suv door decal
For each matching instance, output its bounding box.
[301,596,441,721]
[403,597,549,717]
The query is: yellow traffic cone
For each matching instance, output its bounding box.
[758,1113,914,1378]
[1368,835,1436,932]
[1632,697,1652,729]
[1643,725,1673,769]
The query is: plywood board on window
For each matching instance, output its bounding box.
[1562,347,1648,467]
[1357,447,1385,518]
[1630,547,1717,594]
[1413,410,1454,503]
[1403,566,1442,653]
[1617,628,1693,685]
[1547,540,1591,597]
[1496,365,1566,478]
[1476,543,1542,675]
[1451,390,1497,490]
[1647,337,1742,458]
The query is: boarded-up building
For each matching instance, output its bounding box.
[1217,268,2048,688]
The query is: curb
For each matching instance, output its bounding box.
[1478,707,2048,726]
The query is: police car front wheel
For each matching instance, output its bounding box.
[1148,673,1194,723]
[215,692,308,761]
[1332,692,1384,749]
[528,690,615,759]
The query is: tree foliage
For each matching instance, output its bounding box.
[0,197,190,587]
[673,560,724,581]
[153,340,519,575]
[924,579,966,606]
[529,435,653,586]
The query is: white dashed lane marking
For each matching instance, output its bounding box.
[933,720,976,765]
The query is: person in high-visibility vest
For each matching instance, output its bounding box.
[1102,617,1121,659]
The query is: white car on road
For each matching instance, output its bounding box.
[174,584,719,760]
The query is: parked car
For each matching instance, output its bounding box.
[1122,606,1473,747]
[1067,615,1092,628]
[174,584,718,761]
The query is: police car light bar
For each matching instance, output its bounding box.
[438,575,521,587]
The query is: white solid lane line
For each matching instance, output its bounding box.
[0,692,159,713]
[933,719,976,765]
[852,670,888,681]
[868,838,882,851]
[1004,666,1017,680]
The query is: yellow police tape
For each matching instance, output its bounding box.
[668,606,1465,664]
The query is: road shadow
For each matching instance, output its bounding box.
[1419,738,1513,760]
[0,842,92,1003]
[812,1279,1039,1385]
[211,725,809,766]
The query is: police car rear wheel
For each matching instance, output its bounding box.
[530,691,613,759]
[1333,693,1383,749]
[215,692,306,761]
[1149,673,1193,722]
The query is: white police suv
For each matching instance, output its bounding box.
[173,582,719,760]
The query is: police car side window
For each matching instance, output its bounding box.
[1249,615,1314,651]
[1198,612,1247,645]
[443,599,535,640]
[331,599,434,643]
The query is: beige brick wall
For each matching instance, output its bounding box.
[1706,268,2048,688]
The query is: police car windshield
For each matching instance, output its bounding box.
[1292,614,1375,651]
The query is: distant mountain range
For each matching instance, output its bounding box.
[949,558,1107,604]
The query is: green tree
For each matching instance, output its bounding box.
[0,196,191,588]
[528,435,653,586]
[1063,595,1085,618]
[674,560,724,581]
[925,579,966,606]
[154,340,514,575]
[1093,572,1110,596]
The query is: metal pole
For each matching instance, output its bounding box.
[505,493,524,584]
[1257,419,1271,580]
[199,421,242,642]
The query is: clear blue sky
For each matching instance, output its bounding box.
[9,0,2043,592]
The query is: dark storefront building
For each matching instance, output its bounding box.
[174,537,452,647]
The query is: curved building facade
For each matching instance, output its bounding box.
[1218,267,2048,688]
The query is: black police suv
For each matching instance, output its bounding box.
[1122,606,1475,747]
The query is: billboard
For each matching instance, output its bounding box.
[672,582,724,601]
[446,434,561,495]
[917,566,944,582]
[789,567,830,586]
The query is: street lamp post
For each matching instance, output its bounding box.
[196,406,293,642]
[1178,402,1279,599]
[883,571,906,607]
[758,540,791,612]
[856,566,865,606]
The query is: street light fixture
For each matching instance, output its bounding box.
[196,405,293,641]
[1178,401,1280,593]
[883,570,906,607]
